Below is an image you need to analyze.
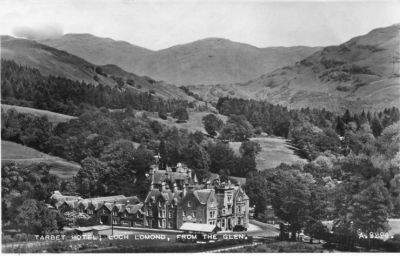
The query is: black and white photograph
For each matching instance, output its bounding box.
[0,0,399,253]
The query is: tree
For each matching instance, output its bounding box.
[269,168,316,240]
[172,108,189,121]
[207,142,237,173]
[244,172,270,217]
[350,177,392,240]
[239,141,261,158]
[371,116,383,137]
[220,115,254,141]
[305,221,329,243]
[15,199,63,235]
[202,114,223,137]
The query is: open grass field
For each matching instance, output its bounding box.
[2,104,76,124]
[135,110,228,134]
[249,136,307,171]
[1,140,80,179]
[230,135,307,171]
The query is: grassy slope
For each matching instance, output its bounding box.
[249,136,306,171]
[230,135,306,171]
[1,141,80,179]
[2,104,77,124]
[135,109,228,134]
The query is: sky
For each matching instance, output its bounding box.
[1,0,399,50]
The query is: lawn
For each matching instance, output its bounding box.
[2,104,76,124]
[249,136,307,170]
[135,110,228,134]
[1,140,81,179]
[229,135,307,171]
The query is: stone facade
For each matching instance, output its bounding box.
[51,163,249,231]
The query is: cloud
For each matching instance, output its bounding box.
[12,24,63,40]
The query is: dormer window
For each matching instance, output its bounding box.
[113,211,118,216]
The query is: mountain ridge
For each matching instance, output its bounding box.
[40,34,322,85]
[186,24,400,113]
[0,36,194,101]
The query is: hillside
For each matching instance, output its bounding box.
[187,24,400,112]
[41,35,321,85]
[1,104,76,124]
[1,36,194,101]
[1,140,81,179]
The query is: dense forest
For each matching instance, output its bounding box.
[1,59,191,116]
[216,97,400,160]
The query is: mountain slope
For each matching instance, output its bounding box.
[41,33,153,70]
[41,35,321,85]
[187,24,400,112]
[1,36,193,101]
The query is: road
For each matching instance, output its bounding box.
[2,220,279,253]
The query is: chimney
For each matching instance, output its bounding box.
[161,181,166,191]
[183,183,188,196]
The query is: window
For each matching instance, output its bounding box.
[158,220,162,228]
[113,219,118,225]
[188,201,192,207]
[162,210,166,218]
[238,207,241,213]
[183,211,186,217]
[222,209,226,215]
[168,221,173,228]
[228,196,232,202]
[192,212,196,218]
[210,211,215,218]
[222,219,225,227]
[158,201,162,207]
[88,209,93,215]
[169,210,173,218]
[162,219,166,228]
[113,211,118,216]
[144,219,148,226]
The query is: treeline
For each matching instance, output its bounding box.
[245,120,400,249]
[1,59,191,116]
[216,97,400,160]
[2,163,65,235]
[1,108,259,195]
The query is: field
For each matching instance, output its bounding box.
[2,104,76,124]
[230,135,306,171]
[135,110,228,134]
[1,140,80,179]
